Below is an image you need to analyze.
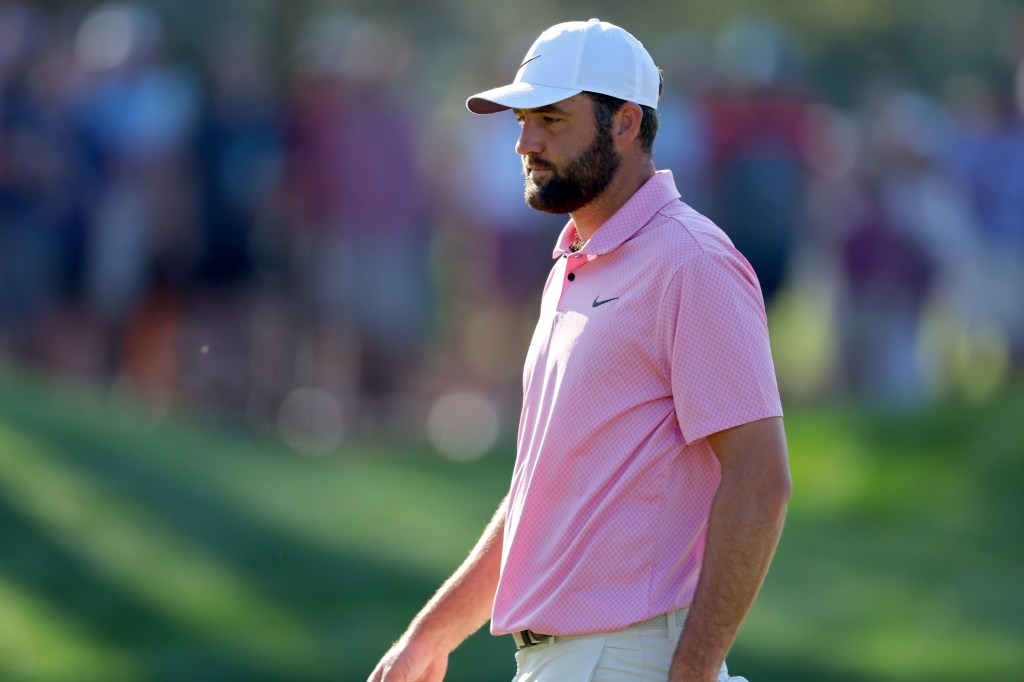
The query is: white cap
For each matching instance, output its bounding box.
[467,19,660,114]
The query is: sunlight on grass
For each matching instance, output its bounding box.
[88,421,509,579]
[0,375,509,579]
[738,395,1024,681]
[768,282,837,401]
[0,574,140,681]
[785,414,871,514]
[211,456,509,575]
[0,421,319,677]
[0,369,1020,682]
[841,619,1024,681]
[743,523,1024,681]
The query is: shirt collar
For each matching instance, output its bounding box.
[552,170,682,260]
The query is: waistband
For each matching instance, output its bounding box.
[512,607,689,650]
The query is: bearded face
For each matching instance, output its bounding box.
[522,120,621,215]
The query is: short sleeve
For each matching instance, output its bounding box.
[658,251,783,443]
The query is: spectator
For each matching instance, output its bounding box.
[286,15,431,434]
[73,3,202,403]
[700,19,814,303]
[950,71,1024,372]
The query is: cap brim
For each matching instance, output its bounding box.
[466,82,583,114]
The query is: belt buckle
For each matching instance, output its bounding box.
[513,629,552,649]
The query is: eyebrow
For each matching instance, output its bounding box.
[513,103,571,116]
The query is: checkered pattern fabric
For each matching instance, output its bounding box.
[491,171,783,637]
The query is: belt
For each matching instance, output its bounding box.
[512,607,689,650]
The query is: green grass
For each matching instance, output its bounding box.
[0,370,1021,681]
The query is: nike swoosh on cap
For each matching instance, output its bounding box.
[519,54,542,68]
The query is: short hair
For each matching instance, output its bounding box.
[585,70,663,155]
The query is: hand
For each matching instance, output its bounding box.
[367,637,449,682]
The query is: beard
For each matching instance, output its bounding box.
[522,124,620,214]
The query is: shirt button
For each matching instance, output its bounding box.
[567,273,575,281]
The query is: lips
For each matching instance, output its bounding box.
[524,156,553,173]
[526,167,552,185]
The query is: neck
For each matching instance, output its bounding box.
[570,159,656,241]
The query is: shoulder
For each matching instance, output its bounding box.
[638,200,753,277]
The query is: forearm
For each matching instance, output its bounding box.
[670,437,790,681]
[400,495,508,654]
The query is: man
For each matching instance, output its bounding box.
[369,19,790,682]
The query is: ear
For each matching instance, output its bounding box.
[612,102,644,150]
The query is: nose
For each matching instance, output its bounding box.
[515,119,542,157]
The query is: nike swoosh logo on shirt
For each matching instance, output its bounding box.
[592,296,619,308]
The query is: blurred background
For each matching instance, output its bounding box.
[0,0,1021,680]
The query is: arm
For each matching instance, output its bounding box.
[368,495,508,682]
[669,417,791,682]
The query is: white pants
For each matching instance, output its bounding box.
[511,625,747,682]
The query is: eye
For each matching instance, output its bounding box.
[542,116,559,125]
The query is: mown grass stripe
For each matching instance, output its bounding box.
[0,420,321,678]
[0,572,141,681]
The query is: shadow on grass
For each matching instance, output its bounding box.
[0,493,277,681]
[3,400,440,598]
[4,378,1022,681]
[0,409,445,680]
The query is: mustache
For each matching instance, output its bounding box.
[522,155,555,173]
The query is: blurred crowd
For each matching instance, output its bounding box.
[1,3,1022,455]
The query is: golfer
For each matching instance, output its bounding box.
[369,19,790,682]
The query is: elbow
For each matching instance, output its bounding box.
[775,470,793,509]
[764,439,793,511]
[775,472,793,520]
[760,467,793,514]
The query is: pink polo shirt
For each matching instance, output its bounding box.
[490,170,783,636]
